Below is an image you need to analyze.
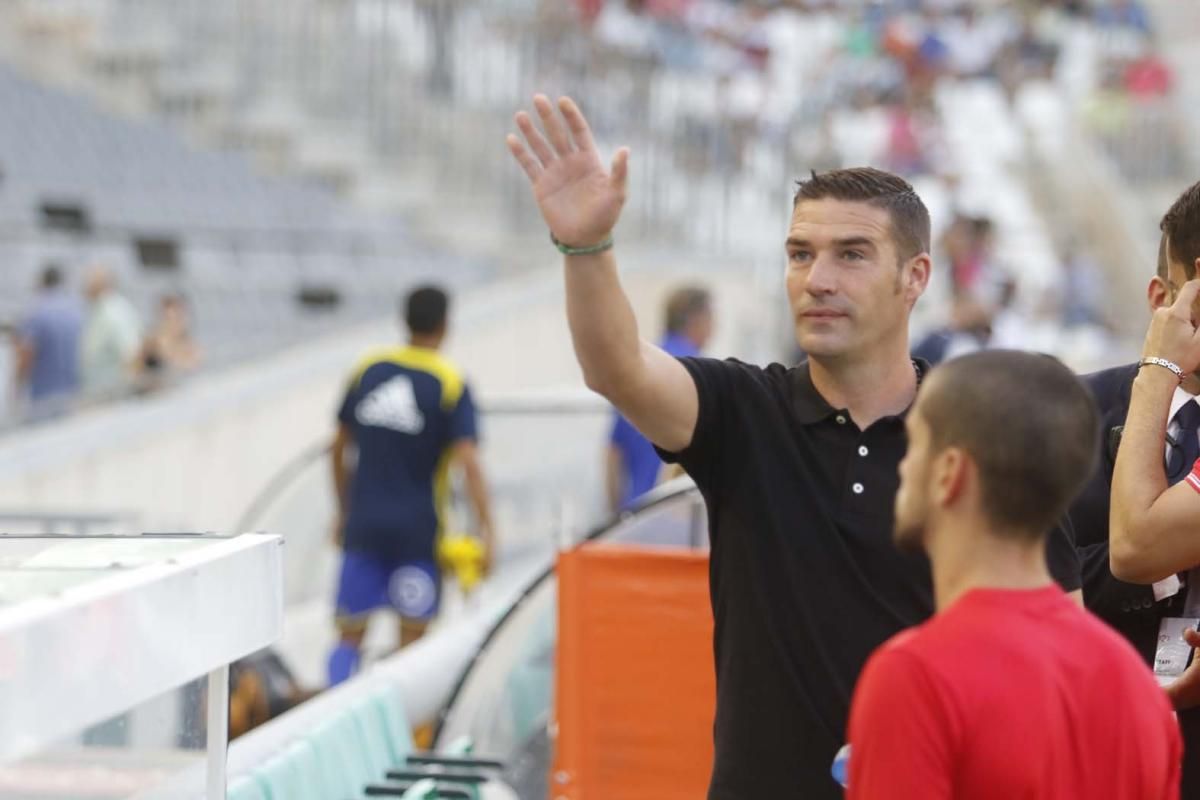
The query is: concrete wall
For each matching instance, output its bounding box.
[0,255,783,535]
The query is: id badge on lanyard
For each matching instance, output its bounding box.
[1155,571,1200,687]
[1156,617,1199,687]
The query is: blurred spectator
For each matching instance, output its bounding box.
[14,265,83,420]
[606,286,713,512]
[139,293,202,391]
[911,295,994,367]
[943,215,998,299]
[0,322,13,424]
[1124,49,1172,99]
[81,266,142,401]
[1060,247,1107,328]
[883,95,931,176]
[1094,0,1151,33]
[420,0,458,97]
[594,0,658,60]
[229,649,319,739]
[939,6,1011,79]
[1082,59,1133,134]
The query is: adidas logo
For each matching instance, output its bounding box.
[356,375,426,434]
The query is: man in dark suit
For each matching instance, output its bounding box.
[1069,180,1200,791]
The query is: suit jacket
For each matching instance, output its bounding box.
[1072,363,1200,795]
[1071,364,1161,662]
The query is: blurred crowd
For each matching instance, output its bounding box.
[1,264,201,425]
[560,0,1171,358]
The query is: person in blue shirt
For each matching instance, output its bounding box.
[15,265,83,421]
[328,285,495,686]
[606,286,713,512]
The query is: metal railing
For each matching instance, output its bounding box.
[235,392,615,608]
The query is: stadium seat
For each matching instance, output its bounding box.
[352,693,395,779]
[311,711,376,798]
[227,776,268,800]
[372,683,416,765]
[253,739,329,800]
[254,752,307,800]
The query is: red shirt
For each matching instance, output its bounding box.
[847,586,1181,799]
[1185,457,1200,493]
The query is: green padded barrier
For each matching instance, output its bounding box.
[311,711,375,798]
[352,693,394,778]
[284,739,331,800]
[255,752,308,800]
[372,683,416,765]
[227,775,268,800]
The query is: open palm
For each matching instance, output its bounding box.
[506,95,629,249]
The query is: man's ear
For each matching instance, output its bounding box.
[904,253,933,306]
[932,447,968,509]
[1148,276,1172,312]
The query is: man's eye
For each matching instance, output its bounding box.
[843,250,864,261]
[789,251,811,262]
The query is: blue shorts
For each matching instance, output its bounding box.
[335,552,441,623]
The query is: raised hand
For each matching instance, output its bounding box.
[506,95,629,249]
[1143,279,1200,375]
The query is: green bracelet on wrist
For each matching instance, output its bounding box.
[551,232,614,256]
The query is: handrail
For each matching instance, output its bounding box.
[232,392,613,535]
[233,439,331,534]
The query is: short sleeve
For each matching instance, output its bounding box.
[653,357,745,487]
[610,412,638,449]
[18,313,39,343]
[1186,458,1200,494]
[847,644,956,800]
[114,301,143,358]
[337,379,358,426]
[448,383,478,443]
[1045,516,1082,592]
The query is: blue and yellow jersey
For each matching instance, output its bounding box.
[337,345,478,562]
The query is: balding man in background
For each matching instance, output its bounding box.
[606,285,714,512]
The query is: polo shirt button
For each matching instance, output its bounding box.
[836,415,847,425]
[852,483,864,495]
[858,446,869,457]
[1120,600,1131,613]
[1143,598,1154,609]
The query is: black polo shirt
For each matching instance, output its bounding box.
[658,357,1081,800]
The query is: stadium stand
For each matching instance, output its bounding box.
[2,1,1198,798]
[0,60,487,426]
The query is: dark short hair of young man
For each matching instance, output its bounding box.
[918,350,1101,537]
[664,286,711,336]
[793,167,932,260]
[1160,179,1200,280]
[404,286,450,335]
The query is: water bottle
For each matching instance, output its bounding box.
[831,744,851,789]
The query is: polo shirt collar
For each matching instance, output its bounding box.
[791,358,930,426]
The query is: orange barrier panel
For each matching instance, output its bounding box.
[553,543,715,800]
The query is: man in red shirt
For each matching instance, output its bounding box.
[847,350,1181,799]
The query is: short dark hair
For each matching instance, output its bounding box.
[664,286,711,335]
[404,285,450,335]
[40,264,63,289]
[1161,179,1200,280]
[918,350,1099,537]
[793,167,932,259]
